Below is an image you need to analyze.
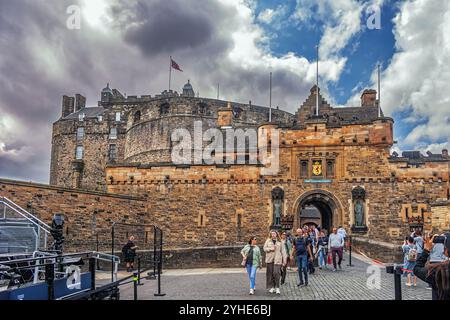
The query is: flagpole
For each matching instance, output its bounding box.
[316,44,319,116]
[269,71,272,122]
[169,56,172,92]
[217,83,219,100]
[378,63,381,118]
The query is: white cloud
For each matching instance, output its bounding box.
[257,5,289,29]
[0,0,352,182]
[422,142,449,154]
[291,0,366,58]
[347,0,450,152]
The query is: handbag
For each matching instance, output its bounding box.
[327,252,332,265]
[242,246,254,267]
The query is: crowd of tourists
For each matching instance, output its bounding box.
[402,229,450,300]
[240,225,348,295]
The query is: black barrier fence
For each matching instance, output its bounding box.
[347,236,354,267]
[64,257,150,300]
[386,263,403,300]
[111,222,165,297]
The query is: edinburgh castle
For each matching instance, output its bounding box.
[1,81,449,265]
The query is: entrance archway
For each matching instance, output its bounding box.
[294,189,343,234]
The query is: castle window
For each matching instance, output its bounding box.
[108,144,117,161]
[300,160,308,178]
[237,213,242,241]
[76,146,84,160]
[133,111,141,123]
[109,127,117,139]
[78,113,85,121]
[76,127,84,141]
[198,103,207,114]
[115,112,121,122]
[97,115,103,122]
[326,160,335,178]
[232,107,242,119]
[160,103,170,115]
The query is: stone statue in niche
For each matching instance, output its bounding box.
[271,187,284,227]
[354,200,365,226]
[273,201,282,225]
[352,186,367,231]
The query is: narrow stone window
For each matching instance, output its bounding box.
[198,102,207,114]
[160,103,170,115]
[197,211,207,227]
[300,160,308,178]
[115,112,121,122]
[75,146,84,160]
[109,127,117,139]
[76,127,84,141]
[108,144,117,161]
[326,160,335,178]
[134,111,141,123]
[237,213,242,241]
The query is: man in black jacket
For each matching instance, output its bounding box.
[414,232,450,300]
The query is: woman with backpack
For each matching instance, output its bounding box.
[402,236,417,287]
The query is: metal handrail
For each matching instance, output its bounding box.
[0,197,51,233]
[0,251,93,265]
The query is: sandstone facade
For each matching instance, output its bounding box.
[3,82,447,264]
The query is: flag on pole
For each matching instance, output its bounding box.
[171,58,183,72]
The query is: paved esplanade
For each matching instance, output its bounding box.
[118,253,431,300]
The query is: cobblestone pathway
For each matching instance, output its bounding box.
[117,253,431,300]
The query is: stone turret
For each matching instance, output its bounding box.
[101,83,113,105]
[217,102,233,128]
[361,89,377,107]
[182,80,195,97]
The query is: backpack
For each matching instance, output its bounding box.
[407,246,417,262]
[294,237,307,255]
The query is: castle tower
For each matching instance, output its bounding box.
[217,102,233,128]
[101,83,113,105]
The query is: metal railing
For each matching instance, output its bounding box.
[0,197,51,251]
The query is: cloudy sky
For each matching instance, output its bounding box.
[0,0,449,183]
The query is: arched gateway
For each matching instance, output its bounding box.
[293,189,344,233]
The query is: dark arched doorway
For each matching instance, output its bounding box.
[294,189,342,234]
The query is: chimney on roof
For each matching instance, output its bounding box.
[61,95,75,118]
[75,94,86,112]
[443,149,448,158]
[361,89,377,107]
